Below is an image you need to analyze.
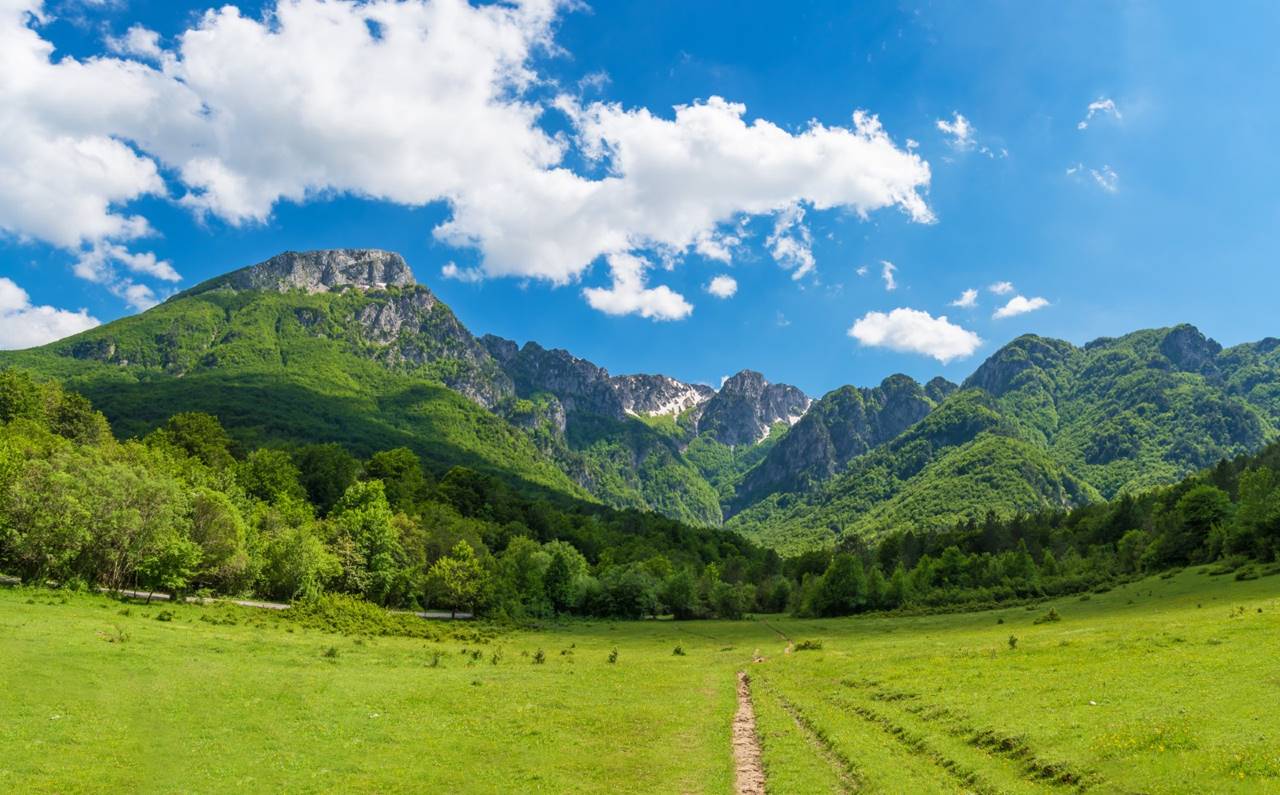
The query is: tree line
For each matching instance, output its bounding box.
[786,440,1280,617]
[0,369,782,619]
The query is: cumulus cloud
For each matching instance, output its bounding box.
[705,274,737,298]
[440,261,483,283]
[880,260,897,291]
[993,295,1050,319]
[582,253,692,321]
[106,24,164,61]
[848,307,981,363]
[950,288,978,308]
[1078,97,1121,130]
[855,265,869,277]
[989,280,1014,295]
[0,0,934,320]
[0,277,100,349]
[936,111,975,151]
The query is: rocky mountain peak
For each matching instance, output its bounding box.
[696,369,811,446]
[1159,324,1222,376]
[179,249,415,298]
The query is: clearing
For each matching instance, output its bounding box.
[1,567,1277,792]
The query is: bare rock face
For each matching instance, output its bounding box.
[613,375,715,417]
[356,287,513,408]
[1158,324,1222,377]
[480,336,715,422]
[695,370,811,446]
[180,249,414,297]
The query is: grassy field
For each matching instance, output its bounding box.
[2,568,1278,793]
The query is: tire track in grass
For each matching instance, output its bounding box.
[823,691,1001,795]
[774,691,862,792]
[840,678,1098,791]
[733,671,766,795]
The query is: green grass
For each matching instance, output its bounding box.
[3,567,1279,792]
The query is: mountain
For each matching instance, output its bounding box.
[6,248,1280,555]
[1,249,574,499]
[726,325,1280,552]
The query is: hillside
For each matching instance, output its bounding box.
[727,325,1280,552]
[6,249,1280,553]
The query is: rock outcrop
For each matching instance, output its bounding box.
[694,370,811,446]
[177,249,414,297]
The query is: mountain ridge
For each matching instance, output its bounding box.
[6,248,1280,553]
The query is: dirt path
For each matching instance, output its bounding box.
[733,671,766,795]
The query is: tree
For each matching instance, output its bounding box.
[427,541,486,618]
[661,567,700,619]
[189,488,250,591]
[543,541,588,613]
[295,443,360,515]
[329,480,403,604]
[815,553,867,617]
[364,448,428,513]
[154,412,235,469]
[237,449,305,503]
[138,533,202,601]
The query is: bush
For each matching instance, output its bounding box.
[532,648,545,664]
[1008,635,1018,650]
[1033,608,1061,625]
[155,609,174,622]
[607,647,619,664]
[1235,566,1259,581]
[672,645,685,656]
[793,640,823,652]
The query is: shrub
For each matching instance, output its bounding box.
[322,646,339,659]
[793,640,823,652]
[1008,635,1018,650]
[1033,608,1061,625]
[155,610,174,622]
[532,649,545,664]
[607,647,619,664]
[672,645,685,656]
[1234,566,1259,581]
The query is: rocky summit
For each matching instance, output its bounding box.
[178,249,414,298]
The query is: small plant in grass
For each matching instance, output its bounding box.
[428,651,442,668]
[996,617,1005,624]
[155,610,174,622]
[118,607,132,617]
[672,645,685,656]
[1008,635,1018,650]
[97,625,130,643]
[793,640,823,652]
[1033,608,1061,625]
[322,646,339,659]
[532,649,546,664]
[1235,566,1258,581]
[490,650,501,665]
[607,647,619,664]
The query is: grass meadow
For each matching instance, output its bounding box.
[2,567,1277,793]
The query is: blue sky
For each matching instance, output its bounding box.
[2,0,1279,398]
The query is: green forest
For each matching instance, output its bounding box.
[4,365,1279,624]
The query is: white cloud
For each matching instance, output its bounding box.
[776,311,790,327]
[855,265,868,277]
[106,24,164,61]
[936,111,975,151]
[582,253,692,321]
[880,260,897,291]
[989,280,1014,295]
[1090,165,1119,192]
[993,295,1050,319]
[705,274,737,298]
[950,288,978,308]
[848,307,981,363]
[1078,97,1121,130]
[764,203,816,280]
[0,277,100,349]
[0,0,934,320]
[440,261,483,283]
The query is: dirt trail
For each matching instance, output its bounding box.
[733,671,766,795]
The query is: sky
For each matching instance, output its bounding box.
[2,0,1279,398]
